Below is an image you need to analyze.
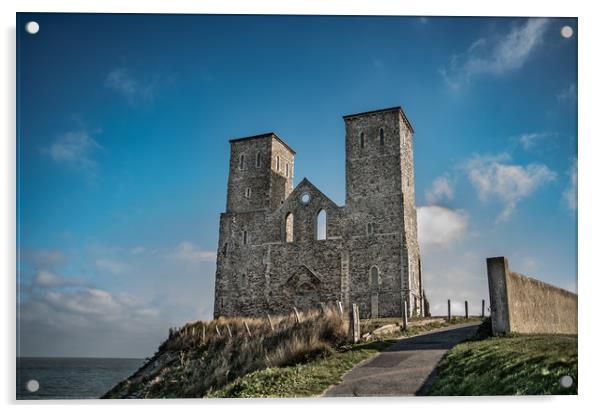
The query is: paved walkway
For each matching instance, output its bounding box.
[323,322,481,397]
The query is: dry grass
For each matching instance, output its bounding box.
[102,306,349,399]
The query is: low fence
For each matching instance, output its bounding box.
[486,256,577,335]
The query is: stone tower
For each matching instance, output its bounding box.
[343,107,422,316]
[213,107,424,319]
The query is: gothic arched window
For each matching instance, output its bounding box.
[284,212,294,243]
[379,128,385,146]
[238,154,245,170]
[360,132,365,149]
[316,209,327,240]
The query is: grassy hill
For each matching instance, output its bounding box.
[103,306,480,398]
[428,330,578,395]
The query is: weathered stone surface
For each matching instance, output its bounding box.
[487,256,577,334]
[372,324,400,336]
[214,107,424,319]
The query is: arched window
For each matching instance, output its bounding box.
[284,212,294,243]
[360,132,365,149]
[238,154,245,170]
[240,273,247,288]
[316,209,327,240]
[222,242,228,257]
[256,152,262,168]
[276,156,281,171]
[285,163,289,177]
[370,267,379,291]
[367,222,374,236]
[379,128,385,146]
[245,187,251,198]
[243,230,248,245]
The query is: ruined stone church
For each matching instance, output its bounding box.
[213,106,424,319]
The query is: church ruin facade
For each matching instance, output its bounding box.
[213,106,424,319]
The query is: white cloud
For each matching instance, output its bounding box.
[516,132,557,151]
[169,241,216,264]
[34,269,80,287]
[96,258,127,274]
[562,159,577,211]
[425,175,454,204]
[441,18,550,89]
[557,83,577,104]
[105,68,158,105]
[417,205,469,248]
[462,153,556,222]
[46,130,102,169]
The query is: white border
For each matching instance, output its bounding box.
[3,1,600,412]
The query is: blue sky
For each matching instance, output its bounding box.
[17,14,577,357]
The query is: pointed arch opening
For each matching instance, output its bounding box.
[316,209,327,240]
[379,128,385,145]
[360,132,365,149]
[284,212,294,243]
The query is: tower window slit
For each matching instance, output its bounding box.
[256,152,262,168]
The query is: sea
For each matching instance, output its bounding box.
[16,357,145,400]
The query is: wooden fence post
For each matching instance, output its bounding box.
[215,324,221,337]
[447,299,451,322]
[350,303,360,343]
[202,324,206,342]
[226,324,233,338]
[482,299,485,317]
[337,301,344,316]
[402,300,408,331]
[465,301,468,319]
[267,314,275,332]
[243,321,252,337]
[293,307,301,324]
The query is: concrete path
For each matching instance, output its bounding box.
[323,322,481,397]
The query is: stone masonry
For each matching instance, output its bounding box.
[213,107,424,319]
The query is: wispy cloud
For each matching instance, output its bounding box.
[417,205,469,248]
[441,18,550,89]
[34,269,82,287]
[45,130,102,170]
[562,159,577,211]
[169,241,216,264]
[425,175,454,204]
[96,258,128,274]
[21,249,65,269]
[556,83,577,104]
[515,132,558,151]
[461,153,556,222]
[129,246,146,255]
[105,67,158,105]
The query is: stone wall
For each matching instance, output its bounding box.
[486,257,577,335]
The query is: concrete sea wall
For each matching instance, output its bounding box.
[486,256,577,335]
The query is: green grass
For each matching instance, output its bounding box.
[208,318,482,398]
[207,340,396,398]
[428,334,578,395]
